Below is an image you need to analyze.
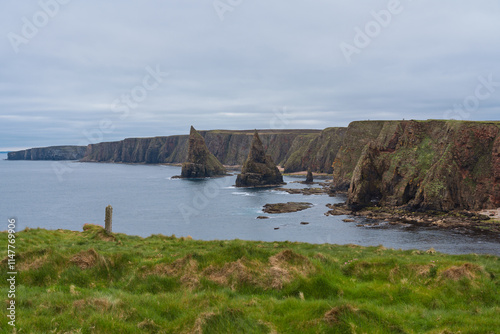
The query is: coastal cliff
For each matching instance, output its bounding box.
[283,127,347,173]
[7,146,87,160]
[80,129,344,172]
[8,120,500,212]
[331,120,500,211]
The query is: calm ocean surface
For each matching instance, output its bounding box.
[1,153,499,256]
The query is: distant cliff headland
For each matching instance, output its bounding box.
[7,146,87,161]
[8,120,500,212]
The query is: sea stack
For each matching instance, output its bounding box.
[304,168,314,184]
[235,131,285,187]
[180,126,227,178]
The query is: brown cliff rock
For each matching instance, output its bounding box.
[337,120,500,211]
[180,126,227,178]
[235,131,285,187]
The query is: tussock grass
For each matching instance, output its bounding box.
[1,225,499,333]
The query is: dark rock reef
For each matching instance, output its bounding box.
[263,202,313,214]
[7,146,87,160]
[274,187,326,195]
[179,126,227,178]
[235,131,285,187]
[325,203,500,235]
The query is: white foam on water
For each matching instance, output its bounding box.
[273,191,290,195]
[232,192,255,196]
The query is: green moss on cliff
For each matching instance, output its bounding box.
[341,120,500,211]
[425,180,446,198]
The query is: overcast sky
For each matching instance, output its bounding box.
[1,0,499,151]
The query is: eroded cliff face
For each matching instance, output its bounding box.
[283,127,347,173]
[7,146,87,160]
[332,120,500,211]
[331,121,387,191]
[80,129,341,171]
[80,136,188,164]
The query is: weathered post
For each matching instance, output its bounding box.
[105,205,113,234]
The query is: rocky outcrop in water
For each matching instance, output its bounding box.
[305,169,314,184]
[180,126,227,178]
[235,131,285,187]
[7,146,87,160]
[263,202,313,214]
[331,120,500,211]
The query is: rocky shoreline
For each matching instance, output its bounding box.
[325,202,500,236]
[274,187,326,195]
[268,180,500,237]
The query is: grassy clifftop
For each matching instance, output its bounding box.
[1,225,499,333]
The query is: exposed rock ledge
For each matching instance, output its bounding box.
[325,203,500,235]
[274,187,327,195]
[263,202,313,214]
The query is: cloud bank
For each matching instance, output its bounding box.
[1,0,499,151]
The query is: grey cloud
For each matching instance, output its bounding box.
[0,0,499,151]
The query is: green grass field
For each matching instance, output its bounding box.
[1,224,499,333]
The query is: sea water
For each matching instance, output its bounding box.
[1,153,498,255]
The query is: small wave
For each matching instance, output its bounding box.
[232,192,255,196]
[273,191,290,195]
